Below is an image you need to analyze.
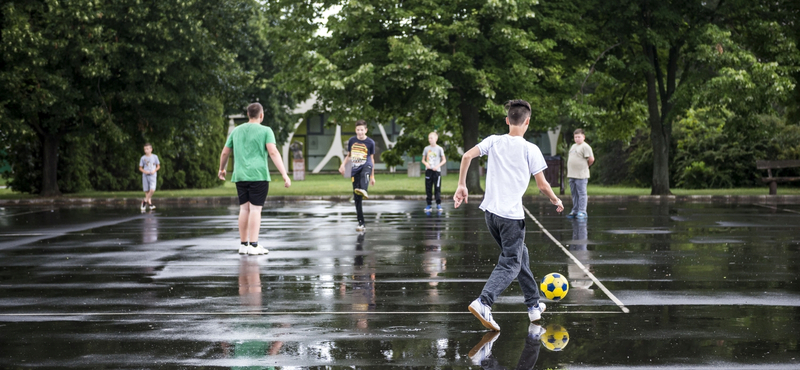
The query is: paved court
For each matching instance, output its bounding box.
[0,200,799,369]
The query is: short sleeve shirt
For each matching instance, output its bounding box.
[567,142,594,179]
[422,145,445,172]
[225,123,276,182]
[477,135,547,219]
[347,137,375,175]
[139,155,160,176]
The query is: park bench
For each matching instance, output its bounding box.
[756,159,800,195]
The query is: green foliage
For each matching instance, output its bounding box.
[0,0,288,194]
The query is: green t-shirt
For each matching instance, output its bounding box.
[225,123,276,182]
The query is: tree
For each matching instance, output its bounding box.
[0,0,281,195]
[266,0,575,193]
[555,0,798,194]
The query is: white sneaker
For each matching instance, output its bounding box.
[355,223,366,232]
[148,203,156,210]
[248,245,268,255]
[528,302,546,322]
[468,298,500,331]
[468,331,500,365]
[528,323,547,339]
[140,201,147,211]
[238,244,248,254]
[354,188,369,199]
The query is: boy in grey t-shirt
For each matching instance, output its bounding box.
[454,99,563,332]
[566,128,595,219]
[139,143,160,211]
[421,132,447,213]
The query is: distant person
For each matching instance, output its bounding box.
[138,143,160,211]
[422,132,447,214]
[454,99,564,331]
[338,120,376,232]
[218,102,291,255]
[566,128,595,219]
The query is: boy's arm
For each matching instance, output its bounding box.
[266,143,291,188]
[453,146,481,208]
[369,154,376,185]
[533,171,564,212]
[436,152,447,171]
[218,147,232,180]
[421,150,429,169]
[154,164,161,173]
[139,166,147,175]
[338,154,350,175]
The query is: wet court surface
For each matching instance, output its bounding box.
[1,200,799,369]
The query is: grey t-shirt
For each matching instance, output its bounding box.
[567,142,594,179]
[139,154,160,176]
[477,135,547,219]
[422,145,445,172]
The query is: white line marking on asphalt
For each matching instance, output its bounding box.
[523,206,630,314]
[0,311,622,316]
[754,203,800,214]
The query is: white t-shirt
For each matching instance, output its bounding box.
[478,135,547,220]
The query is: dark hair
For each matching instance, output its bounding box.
[573,128,585,136]
[143,143,152,148]
[355,119,368,128]
[505,99,532,126]
[247,103,263,119]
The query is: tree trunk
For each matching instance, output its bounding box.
[459,101,483,194]
[41,133,61,197]
[644,45,672,195]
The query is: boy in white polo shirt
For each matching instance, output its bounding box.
[454,99,564,331]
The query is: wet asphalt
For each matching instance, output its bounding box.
[0,200,799,369]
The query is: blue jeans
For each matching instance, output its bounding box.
[479,212,541,308]
[569,178,588,214]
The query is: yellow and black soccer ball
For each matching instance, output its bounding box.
[541,324,570,351]
[540,272,570,301]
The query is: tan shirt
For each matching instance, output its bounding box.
[567,142,594,179]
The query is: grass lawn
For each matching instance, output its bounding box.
[1,173,798,199]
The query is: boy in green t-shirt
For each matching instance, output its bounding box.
[218,103,291,255]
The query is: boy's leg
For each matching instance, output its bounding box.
[238,202,251,242]
[569,178,578,214]
[518,243,541,308]
[433,171,442,205]
[246,181,270,243]
[352,173,365,225]
[425,169,433,206]
[577,178,588,213]
[516,332,542,369]
[247,204,263,243]
[479,212,526,307]
[146,189,155,203]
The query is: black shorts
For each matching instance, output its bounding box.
[235,181,269,206]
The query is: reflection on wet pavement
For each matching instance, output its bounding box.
[0,201,799,368]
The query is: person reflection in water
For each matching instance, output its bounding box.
[220,258,285,361]
[422,216,446,301]
[340,233,376,330]
[468,324,545,368]
[568,218,594,303]
[142,212,159,244]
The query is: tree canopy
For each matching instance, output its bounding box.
[0,0,293,195]
[266,0,582,192]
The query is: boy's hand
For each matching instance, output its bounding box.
[283,174,291,188]
[218,170,226,181]
[338,165,345,175]
[453,185,469,208]
[551,198,564,213]
[370,176,375,186]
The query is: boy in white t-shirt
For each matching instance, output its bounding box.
[454,99,564,331]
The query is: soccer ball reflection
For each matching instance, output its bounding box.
[540,272,570,301]
[541,324,570,351]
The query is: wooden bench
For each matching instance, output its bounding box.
[756,160,800,195]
